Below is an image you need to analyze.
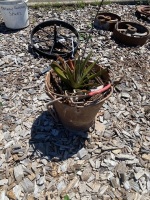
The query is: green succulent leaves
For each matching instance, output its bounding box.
[51,53,102,90]
[64,195,70,200]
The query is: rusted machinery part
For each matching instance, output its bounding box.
[94,12,121,31]
[97,15,112,21]
[31,20,79,60]
[136,5,150,16]
[126,24,137,34]
[113,21,149,46]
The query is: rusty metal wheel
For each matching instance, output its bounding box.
[31,20,79,59]
[113,21,149,46]
[94,12,121,31]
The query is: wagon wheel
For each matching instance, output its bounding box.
[31,20,79,59]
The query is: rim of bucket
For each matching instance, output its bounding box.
[0,0,28,4]
[45,61,112,99]
[45,70,113,106]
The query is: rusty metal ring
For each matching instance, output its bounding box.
[31,20,79,59]
[113,21,149,46]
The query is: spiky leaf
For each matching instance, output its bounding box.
[81,59,99,81]
[64,195,70,200]
[50,52,104,90]
[51,62,68,82]
[80,51,92,73]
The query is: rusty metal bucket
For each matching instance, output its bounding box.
[45,63,113,131]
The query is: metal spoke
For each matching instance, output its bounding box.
[54,24,57,43]
[59,34,75,39]
[57,41,72,51]
[49,44,55,54]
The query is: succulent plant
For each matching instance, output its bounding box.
[51,52,106,90]
[64,195,70,200]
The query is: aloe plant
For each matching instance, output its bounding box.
[51,52,104,90]
[64,195,70,200]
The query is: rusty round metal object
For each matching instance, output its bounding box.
[113,21,149,46]
[136,5,150,16]
[94,12,121,31]
[31,20,79,59]
[126,24,137,34]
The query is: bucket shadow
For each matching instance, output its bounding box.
[29,111,88,161]
[0,22,24,34]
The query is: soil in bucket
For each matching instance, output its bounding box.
[0,0,29,29]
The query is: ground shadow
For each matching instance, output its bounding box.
[0,22,24,34]
[29,110,88,161]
